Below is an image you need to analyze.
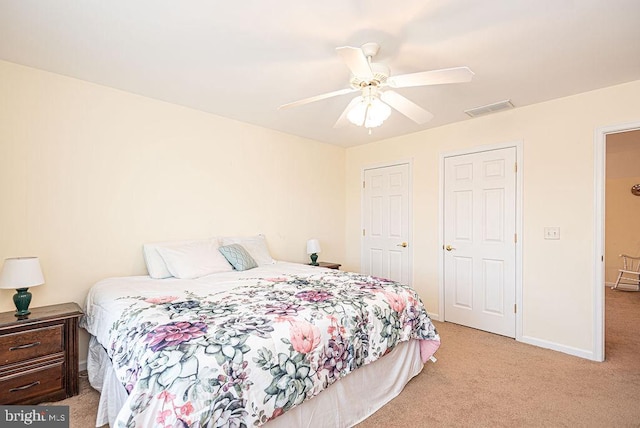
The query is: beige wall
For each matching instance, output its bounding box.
[345,80,640,358]
[606,130,640,179]
[605,131,640,283]
[3,57,640,362]
[0,61,346,361]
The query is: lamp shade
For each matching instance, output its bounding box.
[0,257,45,289]
[306,239,322,255]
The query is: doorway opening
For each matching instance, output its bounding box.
[594,122,640,362]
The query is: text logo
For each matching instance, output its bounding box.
[0,406,69,427]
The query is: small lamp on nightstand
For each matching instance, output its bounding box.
[306,239,321,266]
[0,257,45,318]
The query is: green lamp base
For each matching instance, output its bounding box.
[13,287,33,318]
[309,253,319,266]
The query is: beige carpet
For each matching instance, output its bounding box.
[359,287,640,427]
[49,288,640,427]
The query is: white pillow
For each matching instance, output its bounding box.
[144,240,198,279]
[156,239,233,279]
[220,234,275,265]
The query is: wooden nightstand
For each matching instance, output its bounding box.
[0,302,83,404]
[316,262,341,270]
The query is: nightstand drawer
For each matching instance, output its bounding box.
[0,361,64,404]
[0,325,63,365]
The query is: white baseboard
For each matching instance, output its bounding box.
[79,359,87,373]
[519,335,595,361]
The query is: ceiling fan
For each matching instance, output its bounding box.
[279,42,474,130]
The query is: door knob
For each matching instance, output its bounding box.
[445,245,455,251]
[397,242,408,248]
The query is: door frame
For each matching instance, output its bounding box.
[360,159,413,285]
[438,141,523,341]
[593,121,640,362]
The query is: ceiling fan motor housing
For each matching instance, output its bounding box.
[350,63,390,89]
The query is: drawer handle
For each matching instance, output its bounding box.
[9,341,41,351]
[9,380,40,392]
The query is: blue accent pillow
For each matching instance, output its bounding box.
[218,244,258,271]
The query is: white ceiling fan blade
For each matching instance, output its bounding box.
[381,91,434,124]
[334,97,362,128]
[388,66,474,88]
[336,46,374,80]
[279,88,356,110]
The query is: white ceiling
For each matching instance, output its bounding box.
[1,0,639,148]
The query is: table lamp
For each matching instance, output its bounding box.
[306,239,321,266]
[0,257,45,318]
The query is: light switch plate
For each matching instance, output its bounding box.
[544,227,560,240]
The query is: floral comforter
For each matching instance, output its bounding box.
[82,263,439,427]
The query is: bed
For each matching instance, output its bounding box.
[81,237,440,427]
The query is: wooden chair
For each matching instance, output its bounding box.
[612,254,640,291]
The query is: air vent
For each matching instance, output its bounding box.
[464,100,514,118]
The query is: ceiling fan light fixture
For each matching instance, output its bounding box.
[347,95,391,128]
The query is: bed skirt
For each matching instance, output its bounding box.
[87,336,425,427]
